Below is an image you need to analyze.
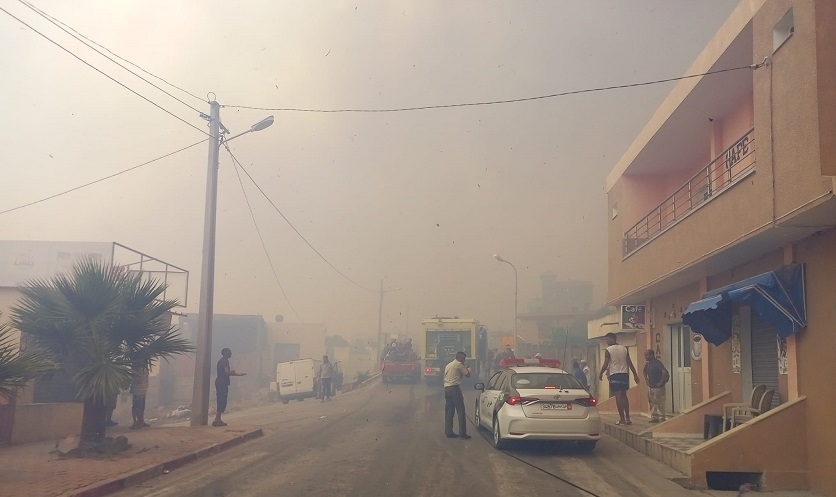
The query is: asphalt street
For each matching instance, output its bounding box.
[118,378,715,497]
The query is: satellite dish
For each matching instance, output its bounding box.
[275,314,284,323]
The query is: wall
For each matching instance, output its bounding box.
[10,403,83,444]
[794,228,836,495]
[690,397,808,491]
[754,0,832,221]
[815,0,836,177]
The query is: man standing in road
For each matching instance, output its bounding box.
[130,367,150,429]
[444,351,471,439]
[598,333,639,425]
[318,355,334,402]
[213,348,246,427]
[643,349,670,422]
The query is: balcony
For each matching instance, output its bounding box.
[623,128,756,257]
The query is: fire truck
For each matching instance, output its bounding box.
[421,317,486,385]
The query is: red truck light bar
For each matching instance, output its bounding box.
[499,358,562,369]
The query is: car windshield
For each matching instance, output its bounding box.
[512,372,583,390]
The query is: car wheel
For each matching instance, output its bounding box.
[474,400,482,430]
[492,416,507,450]
[577,441,597,452]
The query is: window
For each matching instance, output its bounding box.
[488,371,505,390]
[773,8,794,53]
[511,372,583,390]
[611,202,619,220]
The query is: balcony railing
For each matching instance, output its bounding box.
[623,127,756,257]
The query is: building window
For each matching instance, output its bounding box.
[611,202,618,220]
[773,8,794,53]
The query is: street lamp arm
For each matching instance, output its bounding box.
[224,115,275,143]
[493,254,519,350]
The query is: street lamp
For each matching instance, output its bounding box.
[191,101,274,426]
[493,254,518,351]
[377,279,402,361]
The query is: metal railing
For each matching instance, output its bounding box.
[623,127,756,257]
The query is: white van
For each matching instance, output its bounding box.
[275,358,321,404]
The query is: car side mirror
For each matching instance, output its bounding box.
[474,382,485,391]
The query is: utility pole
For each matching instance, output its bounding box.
[377,279,384,359]
[191,101,221,426]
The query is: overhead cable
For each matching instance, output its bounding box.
[0,139,208,216]
[223,143,303,321]
[223,63,764,114]
[0,6,209,136]
[224,146,377,293]
[17,0,205,106]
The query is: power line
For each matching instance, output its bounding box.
[0,139,208,216]
[224,143,303,321]
[0,5,209,136]
[17,0,205,107]
[223,145,377,293]
[223,63,763,114]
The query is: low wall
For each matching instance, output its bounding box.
[597,384,642,415]
[650,391,731,436]
[689,396,809,491]
[11,403,83,444]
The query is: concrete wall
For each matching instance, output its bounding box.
[816,0,836,177]
[690,397,808,491]
[10,403,82,444]
[794,228,836,495]
[652,391,731,436]
[754,0,832,220]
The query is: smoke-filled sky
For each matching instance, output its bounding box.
[1,1,738,339]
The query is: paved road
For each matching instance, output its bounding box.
[119,379,710,497]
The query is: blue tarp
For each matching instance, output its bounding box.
[683,264,806,345]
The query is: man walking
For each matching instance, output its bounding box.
[213,348,246,427]
[598,333,639,425]
[444,351,471,439]
[643,349,670,422]
[572,359,589,390]
[318,355,334,402]
[580,359,595,397]
[130,367,150,429]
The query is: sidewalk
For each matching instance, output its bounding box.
[0,423,262,497]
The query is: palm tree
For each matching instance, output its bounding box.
[10,257,193,444]
[0,316,56,402]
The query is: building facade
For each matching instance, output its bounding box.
[606,0,835,493]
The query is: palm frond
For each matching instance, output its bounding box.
[9,257,193,404]
[73,359,132,403]
[0,318,57,401]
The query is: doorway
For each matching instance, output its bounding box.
[669,324,693,413]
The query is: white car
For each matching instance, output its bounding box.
[474,358,601,451]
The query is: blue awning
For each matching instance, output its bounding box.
[683,264,806,345]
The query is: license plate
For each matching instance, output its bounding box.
[541,402,571,410]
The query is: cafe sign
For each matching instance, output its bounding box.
[620,305,646,331]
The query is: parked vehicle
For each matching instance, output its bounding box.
[273,358,320,404]
[474,357,601,452]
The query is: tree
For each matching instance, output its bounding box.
[11,258,193,444]
[0,316,56,402]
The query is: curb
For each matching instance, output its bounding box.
[66,428,263,497]
[360,372,381,386]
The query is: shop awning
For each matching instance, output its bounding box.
[683,264,806,345]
